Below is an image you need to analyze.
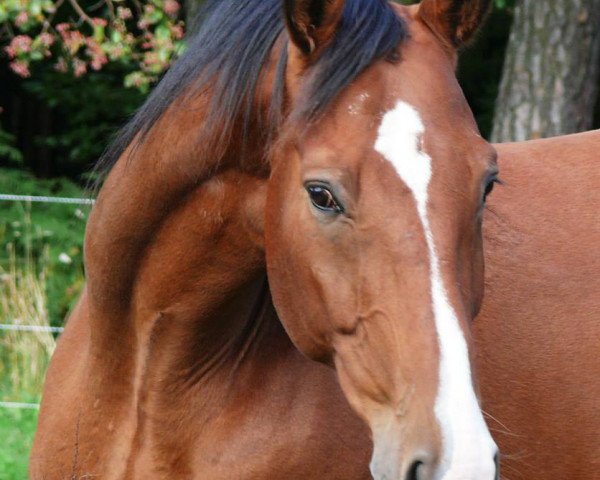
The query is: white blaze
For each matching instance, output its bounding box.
[374,101,497,479]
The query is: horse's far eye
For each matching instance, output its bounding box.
[483,175,501,202]
[306,184,343,213]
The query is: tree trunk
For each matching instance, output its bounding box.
[492,0,600,142]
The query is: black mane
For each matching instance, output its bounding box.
[97,0,406,175]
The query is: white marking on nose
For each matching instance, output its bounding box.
[374,101,497,479]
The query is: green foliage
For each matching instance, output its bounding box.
[2,0,185,90]
[0,407,38,480]
[0,127,22,165]
[23,67,145,175]
[0,168,86,325]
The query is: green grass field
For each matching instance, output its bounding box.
[0,168,87,326]
[0,407,38,480]
[0,167,87,479]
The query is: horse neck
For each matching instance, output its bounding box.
[82,91,281,395]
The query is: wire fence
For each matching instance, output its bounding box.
[0,194,94,205]
[0,401,40,410]
[0,324,64,333]
[0,193,86,410]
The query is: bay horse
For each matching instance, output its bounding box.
[31,0,500,479]
[475,130,600,479]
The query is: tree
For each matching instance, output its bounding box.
[1,0,185,92]
[0,0,186,176]
[492,0,600,141]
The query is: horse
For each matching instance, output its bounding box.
[475,130,600,479]
[31,0,500,479]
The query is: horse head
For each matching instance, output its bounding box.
[265,1,499,478]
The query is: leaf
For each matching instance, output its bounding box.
[0,129,23,164]
[93,24,105,43]
[110,30,122,43]
[29,0,43,16]
[155,24,170,41]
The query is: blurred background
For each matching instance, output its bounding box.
[0,0,599,477]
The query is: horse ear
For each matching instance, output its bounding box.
[283,0,346,57]
[418,0,491,49]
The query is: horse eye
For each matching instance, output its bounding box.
[483,175,501,202]
[306,184,343,213]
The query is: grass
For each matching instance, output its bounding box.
[0,231,54,479]
[0,167,86,478]
[0,239,56,400]
[0,168,87,326]
[0,218,54,479]
[0,407,38,480]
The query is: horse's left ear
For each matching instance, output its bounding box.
[418,0,491,49]
[283,0,346,58]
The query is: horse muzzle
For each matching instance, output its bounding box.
[369,422,499,480]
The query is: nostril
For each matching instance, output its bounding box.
[405,460,424,480]
[494,452,501,480]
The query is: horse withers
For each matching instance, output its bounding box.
[32,1,499,479]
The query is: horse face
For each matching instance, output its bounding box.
[266,1,498,479]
